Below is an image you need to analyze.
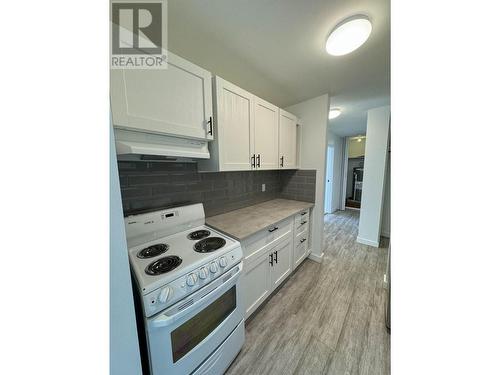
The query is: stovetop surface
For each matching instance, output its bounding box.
[128,224,240,295]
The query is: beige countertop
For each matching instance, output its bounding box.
[206,198,314,241]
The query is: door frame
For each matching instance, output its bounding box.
[340,137,349,210]
[324,145,334,214]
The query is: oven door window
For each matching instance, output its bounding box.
[171,285,236,363]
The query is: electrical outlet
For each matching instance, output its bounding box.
[261,184,266,192]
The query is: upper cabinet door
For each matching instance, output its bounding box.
[254,97,279,170]
[215,77,253,171]
[279,109,298,169]
[110,52,213,141]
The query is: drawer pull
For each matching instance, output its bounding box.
[301,212,307,216]
[268,227,278,233]
[274,250,278,263]
[300,220,308,225]
[300,238,307,243]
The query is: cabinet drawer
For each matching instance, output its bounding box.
[242,218,293,264]
[294,239,308,268]
[295,228,309,249]
[295,213,309,232]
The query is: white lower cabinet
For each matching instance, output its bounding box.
[270,239,293,291]
[242,250,272,318]
[293,230,309,269]
[241,218,293,319]
[293,209,311,270]
[241,210,312,319]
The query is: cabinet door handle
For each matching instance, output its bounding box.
[251,154,256,168]
[301,212,307,216]
[257,154,261,168]
[300,238,307,243]
[300,220,308,225]
[269,253,274,266]
[268,226,278,233]
[274,250,278,263]
[280,155,284,167]
[207,116,213,136]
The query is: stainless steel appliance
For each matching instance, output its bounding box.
[125,204,244,375]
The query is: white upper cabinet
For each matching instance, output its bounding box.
[198,76,299,172]
[253,97,279,169]
[278,109,298,169]
[213,76,254,171]
[110,52,213,141]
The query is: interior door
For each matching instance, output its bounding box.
[270,239,293,291]
[254,97,279,169]
[215,77,253,171]
[324,145,334,213]
[279,109,297,169]
[243,251,271,319]
[111,52,213,140]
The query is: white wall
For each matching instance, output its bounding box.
[110,125,143,375]
[357,106,390,247]
[286,94,329,261]
[328,130,344,211]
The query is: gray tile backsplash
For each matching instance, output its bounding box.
[118,161,316,217]
[279,170,317,202]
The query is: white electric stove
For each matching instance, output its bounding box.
[125,203,245,375]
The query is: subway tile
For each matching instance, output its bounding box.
[119,176,128,188]
[119,162,315,217]
[151,184,186,195]
[121,187,152,199]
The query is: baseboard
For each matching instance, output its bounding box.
[356,236,380,248]
[346,207,360,211]
[308,251,324,263]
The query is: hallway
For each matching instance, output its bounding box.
[226,209,390,375]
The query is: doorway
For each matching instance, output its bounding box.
[345,135,366,210]
[324,145,334,214]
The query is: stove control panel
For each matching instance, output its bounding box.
[143,246,243,317]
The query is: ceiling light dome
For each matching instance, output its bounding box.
[329,108,341,119]
[326,15,372,56]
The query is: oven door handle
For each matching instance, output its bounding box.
[151,263,242,329]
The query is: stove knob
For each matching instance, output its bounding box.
[158,286,172,303]
[209,262,218,273]
[219,256,228,268]
[199,267,209,279]
[186,273,198,287]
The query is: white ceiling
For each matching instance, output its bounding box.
[168,0,390,137]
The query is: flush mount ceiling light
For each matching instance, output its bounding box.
[326,15,372,56]
[329,108,341,119]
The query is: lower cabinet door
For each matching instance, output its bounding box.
[242,251,272,319]
[270,239,293,292]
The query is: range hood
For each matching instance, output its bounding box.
[114,129,210,161]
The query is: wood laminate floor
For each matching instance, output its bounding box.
[226,209,390,375]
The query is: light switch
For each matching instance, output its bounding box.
[262,184,266,192]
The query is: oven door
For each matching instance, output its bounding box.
[146,263,244,375]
